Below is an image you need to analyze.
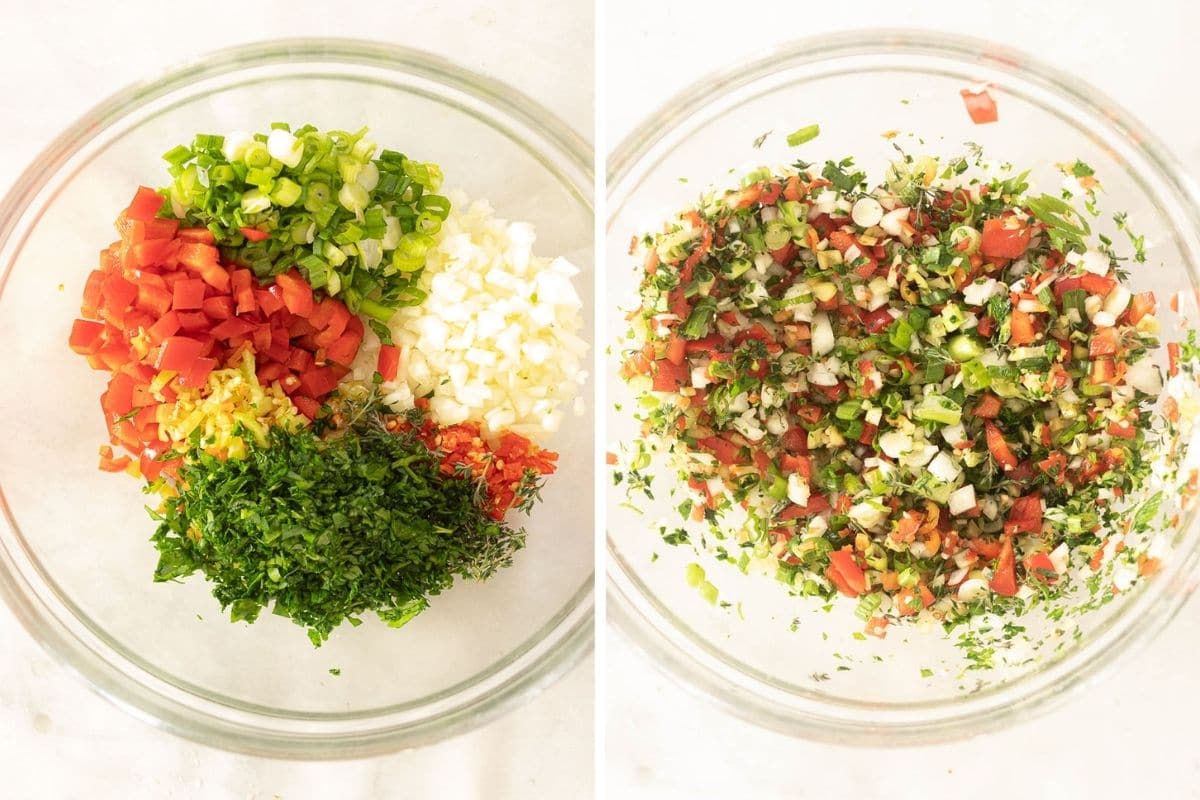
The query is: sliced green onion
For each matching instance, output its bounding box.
[854,592,883,621]
[764,220,792,251]
[786,124,821,147]
[948,334,984,362]
[162,145,193,166]
[243,142,271,168]
[913,394,962,426]
[270,177,302,207]
[338,182,368,213]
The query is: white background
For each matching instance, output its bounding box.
[0,2,593,799]
[605,1,1200,799]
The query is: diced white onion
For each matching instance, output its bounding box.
[1125,356,1163,395]
[350,192,587,439]
[928,451,962,483]
[811,312,835,356]
[1080,249,1110,275]
[948,484,977,515]
[787,474,810,507]
[1102,285,1131,316]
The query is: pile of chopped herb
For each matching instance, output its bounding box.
[150,402,525,645]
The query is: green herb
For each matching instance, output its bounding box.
[150,403,525,646]
[1026,193,1091,251]
[1070,160,1095,178]
[681,296,718,339]
[821,158,865,193]
[368,318,394,346]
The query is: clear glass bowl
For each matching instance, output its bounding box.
[607,31,1200,744]
[0,39,593,758]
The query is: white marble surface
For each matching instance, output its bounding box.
[0,2,593,798]
[605,1,1200,798]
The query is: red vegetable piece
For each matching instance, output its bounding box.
[1128,292,1156,324]
[178,242,219,271]
[697,435,741,465]
[980,217,1030,259]
[197,263,231,293]
[1024,552,1058,584]
[377,344,401,382]
[984,421,1019,470]
[989,535,1018,596]
[148,311,182,344]
[69,319,106,355]
[275,269,314,317]
[1006,494,1043,534]
[291,395,321,419]
[177,227,216,244]
[1009,309,1037,346]
[286,348,313,373]
[297,366,341,398]
[651,358,689,392]
[325,328,363,366]
[103,372,135,417]
[171,278,206,311]
[131,237,177,268]
[960,86,999,124]
[126,186,165,222]
[210,317,257,340]
[141,217,179,241]
[256,287,286,316]
[828,548,867,597]
[239,226,270,242]
[256,361,289,384]
[102,273,138,312]
[176,357,216,388]
[156,336,204,372]
[862,307,896,334]
[202,295,235,321]
[176,311,209,332]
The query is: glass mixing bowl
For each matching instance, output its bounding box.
[607,30,1200,744]
[0,39,593,758]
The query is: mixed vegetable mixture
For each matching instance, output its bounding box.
[68,125,581,645]
[616,139,1194,642]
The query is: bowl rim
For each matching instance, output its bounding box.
[606,27,1200,745]
[0,36,594,759]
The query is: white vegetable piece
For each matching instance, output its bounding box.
[879,430,913,459]
[948,484,977,515]
[941,423,967,446]
[879,207,910,236]
[961,278,999,307]
[1080,249,1110,275]
[851,196,884,228]
[787,474,810,507]
[351,193,587,438]
[928,451,962,483]
[957,577,990,602]
[266,128,305,168]
[811,312,835,356]
[222,130,256,162]
[1124,356,1163,395]
[849,500,886,530]
[1102,285,1131,317]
